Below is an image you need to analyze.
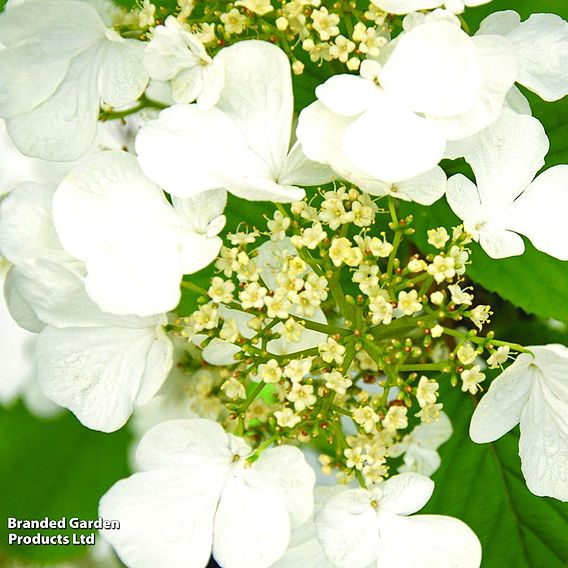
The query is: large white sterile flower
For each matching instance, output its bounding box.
[136,40,334,202]
[478,11,568,102]
[297,19,518,185]
[315,473,482,568]
[144,16,224,107]
[470,345,568,502]
[0,182,174,432]
[0,0,149,161]
[446,109,568,260]
[99,419,316,568]
[372,0,492,15]
[388,412,453,476]
[53,150,225,317]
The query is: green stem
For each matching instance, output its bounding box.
[180,280,209,296]
[441,328,532,355]
[396,363,448,371]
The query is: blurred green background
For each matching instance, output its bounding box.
[1,0,568,566]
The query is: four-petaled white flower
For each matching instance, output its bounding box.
[446,109,568,260]
[0,0,149,160]
[0,182,174,431]
[297,18,518,186]
[99,419,316,568]
[53,150,225,316]
[315,472,482,568]
[470,344,568,502]
[144,16,225,107]
[136,40,333,203]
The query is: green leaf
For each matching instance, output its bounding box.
[401,199,568,322]
[423,383,568,568]
[0,405,132,563]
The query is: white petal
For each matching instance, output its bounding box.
[213,472,291,568]
[3,267,46,332]
[429,34,519,140]
[0,182,73,268]
[399,446,442,477]
[519,380,568,501]
[504,86,532,115]
[370,0,442,15]
[135,104,271,198]
[278,141,335,188]
[215,40,293,179]
[509,14,568,102]
[172,189,227,235]
[270,516,334,568]
[376,513,482,568]
[36,323,172,432]
[315,489,379,568]
[0,272,36,402]
[224,175,305,203]
[5,47,104,161]
[99,38,149,107]
[0,0,104,117]
[469,353,534,443]
[478,227,526,259]
[412,412,453,449]
[380,472,434,516]
[99,469,224,568]
[342,94,446,183]
[456,110,548,208]
[315,75,377,117]
[507,166,568,261]
[381,21,482,117]
[445,174,483,222]
[247,446,316,528]
[296,101,369,185]
[477,10,521,36]
[135,418,235,471]
[394,167,446,205]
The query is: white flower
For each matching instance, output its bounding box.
[446,110,568,260]
[389,412,453,476]
[0,0,148,160]
[136,40,333,203]
[235,0,273,15]
[0,182,173,432]
[52,150,225,316]
[470,344,568,501]
[297,19,517,185]
[372,0,492,15]
[478,11,568,102]
[315,473,481,568]
[144,16,225,107]
[99,419,316,568]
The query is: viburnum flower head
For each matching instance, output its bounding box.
[0,0,149,160]
[315,473,482,568]
[0,182,174,431]
[446,109,568,260]
[99,419,316,568]
[470,344,568,501]
[136,40,333,203]
[297,16,518,186]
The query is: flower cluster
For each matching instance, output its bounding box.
[174,189,524,490]
[0,0,567,567]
